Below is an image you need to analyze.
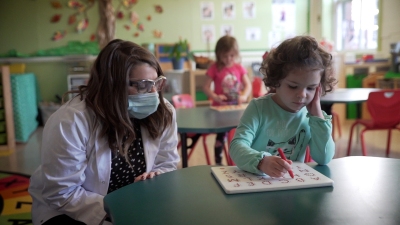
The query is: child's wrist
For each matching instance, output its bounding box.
[257,156,266,170]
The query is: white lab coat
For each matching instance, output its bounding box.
[28,97,179,225]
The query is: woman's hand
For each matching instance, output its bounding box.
[258,156,293,178]
[134,171,161,182]
[306,84,324,119]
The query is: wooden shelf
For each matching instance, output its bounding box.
[196,100,211,106]
[0,66,15,156]
[189,69,210,106]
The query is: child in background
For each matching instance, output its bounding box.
[203,35,251,165]
[229,35,336,177]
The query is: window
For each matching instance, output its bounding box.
[335,0,379,51]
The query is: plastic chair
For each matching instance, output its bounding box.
[347,90,400,157]
[172,94,213,164]
[304,146,312,163]
[226,128,236,166]
[252,76,266,98]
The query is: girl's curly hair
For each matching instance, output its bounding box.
[260,35,337,95]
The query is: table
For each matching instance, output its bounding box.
[320,88,381,119]
[176,107,244,167]
[320,88,380,104]
[104,157,400,225]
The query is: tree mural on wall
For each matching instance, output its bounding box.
[97,0,115,49]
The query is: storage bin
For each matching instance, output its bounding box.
[196,91,208,101]
[9,63,26,73]
[11,73,39,142]
[346,74,367,119]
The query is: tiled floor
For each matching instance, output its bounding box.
[0,119,399,175]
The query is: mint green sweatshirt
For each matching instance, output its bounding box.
[229,94,335,175]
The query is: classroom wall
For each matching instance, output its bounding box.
[1,0,399,102]
[380,0,400,54]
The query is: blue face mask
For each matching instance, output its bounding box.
[127,92,160,119]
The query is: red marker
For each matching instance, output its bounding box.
[277,148,294,178]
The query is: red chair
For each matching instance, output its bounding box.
[304,146,312,163]
[226,128,236,166]
[252,77,265,98]
[173,94,223,165]
[347,90,400,157]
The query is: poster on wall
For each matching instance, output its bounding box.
[201,2,214,20]
[243,1,255,19]
[222,2,235,20]
[271,0,295,41]
[221,25,234,36]
[246,27,261,41]
[202,25,215,43]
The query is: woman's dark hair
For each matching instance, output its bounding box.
[66,39,173,160]
[260,35,336,95]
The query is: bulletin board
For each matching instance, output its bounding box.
[211,162,334,194]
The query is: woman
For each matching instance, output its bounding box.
[28,39,180,225]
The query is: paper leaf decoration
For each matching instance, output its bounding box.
[52,30,66,41]
[90,34,96,41]
[117,11,124,19]
[68,14,77,25]
[153,30,162,38]
[147,15,151,21]
[51,1,62,9]
[122,0,138,8]
[154,5,163,13]
[124,25,130,30]
[134,32,139,37]
[68,0,86,12]
[137,23,144,31]
[130,11,139,25]
[76,19,89,33]
[51,14,61,23]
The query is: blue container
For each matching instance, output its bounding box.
[11,73,39,142]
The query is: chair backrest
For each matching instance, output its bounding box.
[172,94,195,109]
[367,90,400,127]
[252,76,263,98]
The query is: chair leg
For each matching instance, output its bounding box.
[386,129,392,157]
[334,112,342,138]
[347,122,358,156]
[201,134,211,165]
[222,145,231,165]
[332,112,342,141]
[226,129,236,166]
[360,129,367,156]
[187,134,201,159]
[305,146,311,163]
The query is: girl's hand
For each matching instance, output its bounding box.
[134,171,161,182]
[213,94,228,103]
[258,156,293,178]
[306,84,324,119]
[238,95,248,104]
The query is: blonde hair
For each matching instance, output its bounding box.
[214,35,240,70]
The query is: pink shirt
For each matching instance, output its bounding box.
[206,63,247,106]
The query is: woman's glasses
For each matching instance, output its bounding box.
[129,76,166,94]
